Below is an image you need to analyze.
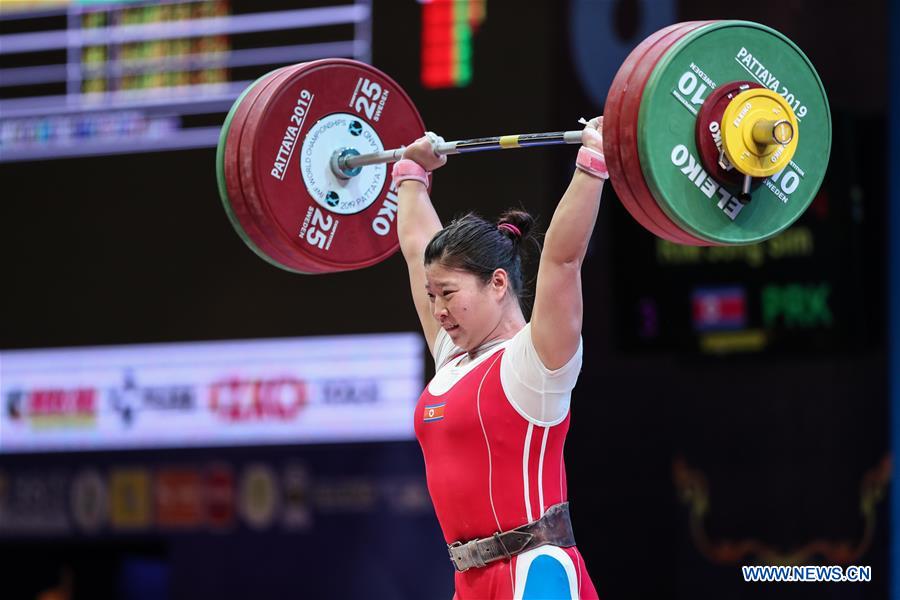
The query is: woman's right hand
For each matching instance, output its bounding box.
[581,116,603,153]
[401,132,448,171]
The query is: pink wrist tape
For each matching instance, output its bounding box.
[392,159,430,188]
[575,146,609,179]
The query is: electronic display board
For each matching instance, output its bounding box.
[606,150,885,357]
[0,0,372,161]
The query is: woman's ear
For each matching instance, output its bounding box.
[491,269,509,297]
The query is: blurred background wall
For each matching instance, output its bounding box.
[0,0,894,598]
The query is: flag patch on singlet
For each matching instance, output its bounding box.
[423,402,446,423]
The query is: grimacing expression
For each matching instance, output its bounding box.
[424,263,511,351]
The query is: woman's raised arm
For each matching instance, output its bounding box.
[396,135,447,355]
[530,117,606,369]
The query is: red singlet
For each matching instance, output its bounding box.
[415,327,599,599]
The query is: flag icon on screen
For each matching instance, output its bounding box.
[692,287,747,331]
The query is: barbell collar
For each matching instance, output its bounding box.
[751,118,794,146]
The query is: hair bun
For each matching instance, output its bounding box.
[497,210,534,241]
[498,222,522,238]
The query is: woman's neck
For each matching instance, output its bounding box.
[465,306,526,361]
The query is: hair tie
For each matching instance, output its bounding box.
[498,223,521,238]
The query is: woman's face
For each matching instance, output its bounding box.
[424,262,508,351]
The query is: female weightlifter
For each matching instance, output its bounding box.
[394,116,606,599]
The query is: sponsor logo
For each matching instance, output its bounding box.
[70,469,108,533]
[155,468,203,528]
[0,471,70,534]
[110,468,151,530]
[209,377,307,422]
[282,464,312,530]
[205,464,235,529]
[322,379,378,404]
[239,464,279,529]
[109,371,195,426]
[5,387,97,428]
[314,478,377,513]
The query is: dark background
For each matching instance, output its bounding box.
[0,1,892,599]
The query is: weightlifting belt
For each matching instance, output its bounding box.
[447,502,575,572]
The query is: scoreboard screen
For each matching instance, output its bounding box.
[606,123,886,359]
[0,0,372,162]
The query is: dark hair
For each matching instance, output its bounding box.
[423,209,539,307]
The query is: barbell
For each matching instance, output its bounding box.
[215,20,831,274]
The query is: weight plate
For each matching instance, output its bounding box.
[605,22,699,244]
[694,80,764,188]
[617,20,715,246]
[239,59,427,273]
[231,65,324,273]
[218,71,277,262]
[218,66,317,273]
[638,20,831,245]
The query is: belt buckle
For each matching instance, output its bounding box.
[447,541,470,573]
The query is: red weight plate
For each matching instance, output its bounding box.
[604,22,688,243]
[619,20,715,245]
[220,71,292,270]
[235,65,326,273]
[235,63,352,275]
[622,21,714,245]
[223,65,318,272]
[240,59,427,273]
[694,80,763,189]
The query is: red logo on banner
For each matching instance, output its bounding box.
[209,377,308,421]
[6,387,97,426]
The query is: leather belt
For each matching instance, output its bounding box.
[447,502,576,572]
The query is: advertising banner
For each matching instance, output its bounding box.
[1,333,423,452]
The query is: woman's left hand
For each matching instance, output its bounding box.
[581,116,603,153]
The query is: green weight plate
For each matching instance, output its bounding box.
[637,20,831,245]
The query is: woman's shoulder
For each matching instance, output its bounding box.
[503,321,582,375]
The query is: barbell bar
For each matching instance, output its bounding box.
[332,130,585,179]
